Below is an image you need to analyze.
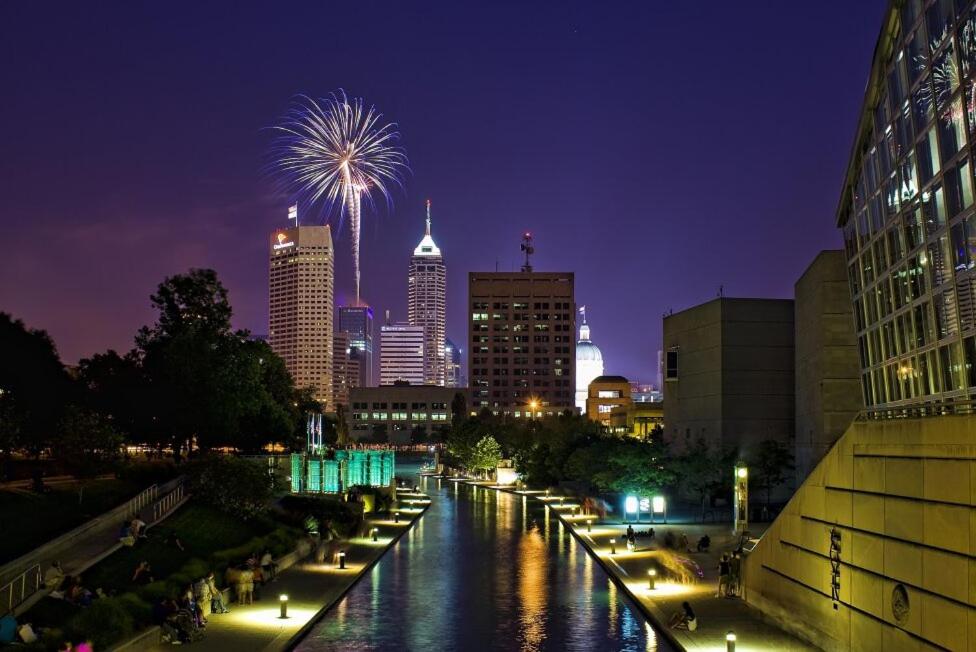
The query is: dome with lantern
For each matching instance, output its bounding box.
[575,307,604,412]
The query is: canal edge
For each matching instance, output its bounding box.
[280,500,432,652]
[465,480,690,652]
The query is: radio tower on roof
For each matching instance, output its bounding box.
[520,232,534,272]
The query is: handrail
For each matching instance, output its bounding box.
[854,398,976,421]
[0,564,40,614]
[0,476,183,589]
[152,483,185,522]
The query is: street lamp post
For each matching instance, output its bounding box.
[733,462,748,536]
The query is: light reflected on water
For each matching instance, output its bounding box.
[297,470,669,652]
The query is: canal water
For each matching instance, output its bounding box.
[296,471,669,652]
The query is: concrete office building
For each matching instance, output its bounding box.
[331,330,361,411]
[742,4,976,650]
[338,305,373,388]
[408,201,447,386]
[379,322,425,386]
[268,223,334,408]
[662,297,795,456]
[349,385,458,444]
[585,375,632,427]
[468,271,575,416]
[794,250,862,484]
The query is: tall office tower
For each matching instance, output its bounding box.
[331,330,361,411]
[408,200,447,385]
[575,306,604,412]
[337,305,374,387]
[468,270,575,416]
[380,322,425,385]
[268,223,334,408]
[444,337,463,387]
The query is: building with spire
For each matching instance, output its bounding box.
[575,306,604,412]
[408,200,447,386]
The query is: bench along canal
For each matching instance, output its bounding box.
[296,472,670,651]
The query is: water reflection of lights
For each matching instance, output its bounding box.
[518,524,549,650]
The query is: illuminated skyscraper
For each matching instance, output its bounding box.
[268,221,334,408]
[338,305,373,387]
[408,200,447,385]
[380,322,425,386]
[445,337,463,388]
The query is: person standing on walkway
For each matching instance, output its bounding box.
[717,554,731,597]
[729,552,742,597]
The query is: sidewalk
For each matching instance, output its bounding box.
[473,482,815,652]
[139,490,431,652]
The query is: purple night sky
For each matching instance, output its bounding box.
[0,1,885,383]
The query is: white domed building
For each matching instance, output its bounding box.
[575,307,604,412]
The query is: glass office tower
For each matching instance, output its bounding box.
[839,0,976,411]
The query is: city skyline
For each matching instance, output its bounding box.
[0,1,886,382]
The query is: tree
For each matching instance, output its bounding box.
[471,435,502,478]
[56,406,124,502]
[675,437,732,522]
[135,269,301,458]
[450,392,467,425]
[77,350,147,446]
[0,313,72,462]
[187,455,271,520]
[750,439,795,515]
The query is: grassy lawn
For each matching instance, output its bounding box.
[0,479,144,564]
[81,503,264,594]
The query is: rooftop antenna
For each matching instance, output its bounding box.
[385,309,391,326]
[520,232,534,272]
[425,199,432,237]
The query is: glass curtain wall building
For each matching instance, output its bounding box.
[839,0,976,412]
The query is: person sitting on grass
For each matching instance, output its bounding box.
[696,534,711,552]
[668,601,697,631]
[130,517,148,539]
[66,577,93,607]
[164,531,186,552]
[132,561,154,585]
[44,561,65,590]
[118,521,135,547]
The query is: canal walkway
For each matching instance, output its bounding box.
[465,480,815,652]
[128,490,431,652]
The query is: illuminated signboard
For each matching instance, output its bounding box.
[273,232,295,250]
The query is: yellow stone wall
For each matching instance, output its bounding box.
[742,415,976,651]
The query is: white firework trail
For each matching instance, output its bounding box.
[270,91,409,304]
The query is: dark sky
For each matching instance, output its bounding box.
[0,1,886,382]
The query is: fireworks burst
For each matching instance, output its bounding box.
[270,91,409,303]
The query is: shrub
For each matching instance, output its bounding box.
[279,494,362,536]
[66,597,134,650]
[187,455,272,520]
[116,592,152,624]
